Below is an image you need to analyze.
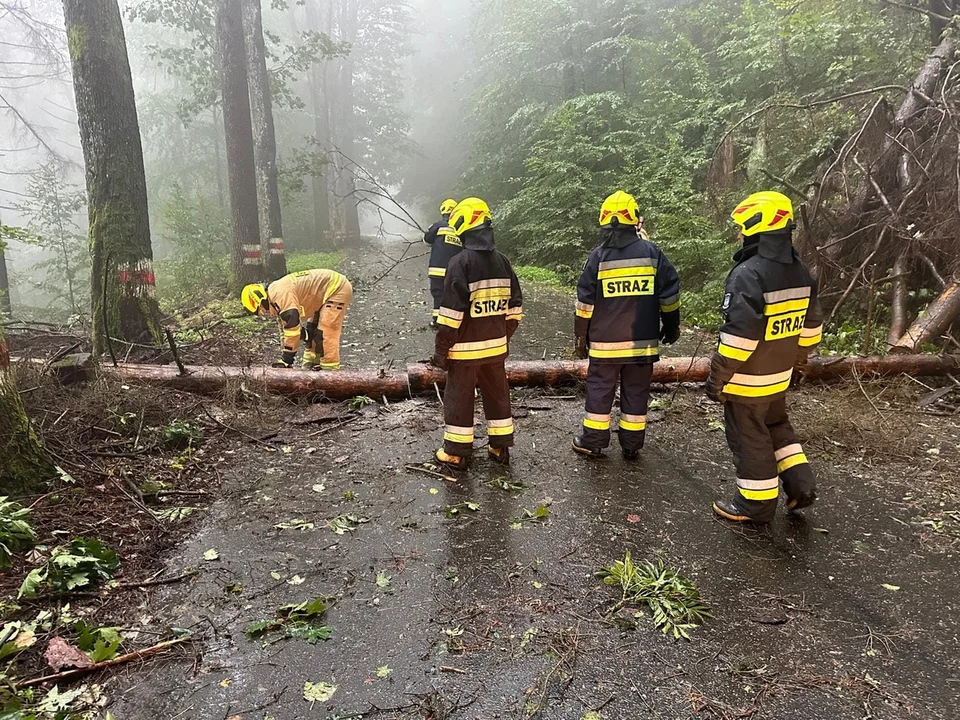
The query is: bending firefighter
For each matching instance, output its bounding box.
[432,198,523,469]
[707,191,822,523]
[573,191,681,460]
[241,268,353,370]
[424,198,462,326]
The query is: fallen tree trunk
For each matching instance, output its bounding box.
[65,354,959,400]
[892,280,960,352]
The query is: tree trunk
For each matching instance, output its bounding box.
[892,279,960,352]
[242,0,286,279]
[305,0,332,248]
[216,0,264,291]
[0,240,11,318]
[86,354,960,401]
[0,328,55,495]
[888,253,910,346]
[63,0,162,355]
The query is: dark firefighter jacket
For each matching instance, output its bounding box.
[575,227,681,364]
[709,230,823,404]
[424,220,462,280]
[435,224,523,366]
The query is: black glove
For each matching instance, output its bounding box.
[574,336,588,360]
[303,321,319,345]
[660,326,681,345]
[430,353,448,370]
[705,376,725,403]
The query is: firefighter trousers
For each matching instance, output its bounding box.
[723,397,816,522]
[429,277,444,323]
[303,280,353,370]
[442,359,515,457]
[580,361,652,453]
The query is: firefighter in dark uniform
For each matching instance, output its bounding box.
[424,199,461,326]
[432,198,523,469]
[573,191,681,460]
[707,191,822,523]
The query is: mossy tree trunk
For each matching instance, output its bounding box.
[242,0,286,280]
[216,0,264,291]
[63,0,163,355]
[0,326,55,495]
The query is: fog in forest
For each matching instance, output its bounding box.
[0,0,955,358]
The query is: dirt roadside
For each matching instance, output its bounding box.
[97,238,960,719]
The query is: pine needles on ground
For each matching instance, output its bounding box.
[597,551,711,640]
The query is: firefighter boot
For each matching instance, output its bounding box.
[488,447,510,466]
[436,448,467,471]
[572,436,603,458]
[712,498,767,524]
[787,489,817,512]
[622,448,640,462]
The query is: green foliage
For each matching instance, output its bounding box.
[598,552,711,640]
[18,538,120,599]
[154,185,231,313]
[74,621,122,662]
[0,498,36,568]
[16,160,90,315]
[244,598,332,645]
[285,251,343,274]
[162,419,203,449]
[513,265,572,290]
[458,0,928,315]
[347,395,374,410]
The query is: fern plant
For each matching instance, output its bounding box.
[0,498,37,568]
[598,551,711,640]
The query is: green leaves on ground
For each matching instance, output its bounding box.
[243,598,332,646]
[326,514,369,535]
[74,620,123,662]
[510,505,551,529]
[18,538,119,599]
[348,395,374,410]
[274,518,315,532]
[598,552,711,640]
[486,477,527,492]
[303,680,337,704]
[444,502,480,518]
[0,498,37,568]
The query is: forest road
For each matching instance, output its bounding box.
[109,238,960,719]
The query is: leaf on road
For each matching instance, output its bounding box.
[203,549,219,561]
[376,664,392,678]
[626,514,641,524]
[44,637,92,672]
[303,681,337,704]
[881,583,900,591]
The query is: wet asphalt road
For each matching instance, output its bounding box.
[107,239,960,719]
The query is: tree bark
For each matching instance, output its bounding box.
[892,279,960,352]
[0,241,11,318]
[0,327,55,495]
[85,354,960,401]
[305,0,332,247]
[888,253,911,346]
[241,0,286,279]
[216,0,264,291]
[63,0,162,355]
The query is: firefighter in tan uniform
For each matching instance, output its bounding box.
[432,198,523,469]
[706,192,822,523]
[241,269,353,370]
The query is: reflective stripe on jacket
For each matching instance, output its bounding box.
[435,225,523,366]
[575,227,680,364]
[709,231,823,404]
[267,269,349,354]
[425,221,462,279]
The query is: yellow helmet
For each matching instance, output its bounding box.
[241,283,268,314]
[599,191,640,227]
[439,198,458,215]
[449,197,492,235]
[731,191,794,237]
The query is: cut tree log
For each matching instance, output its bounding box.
[892,279,960,352]
[888,253,911,346]
[40,354,956,401]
